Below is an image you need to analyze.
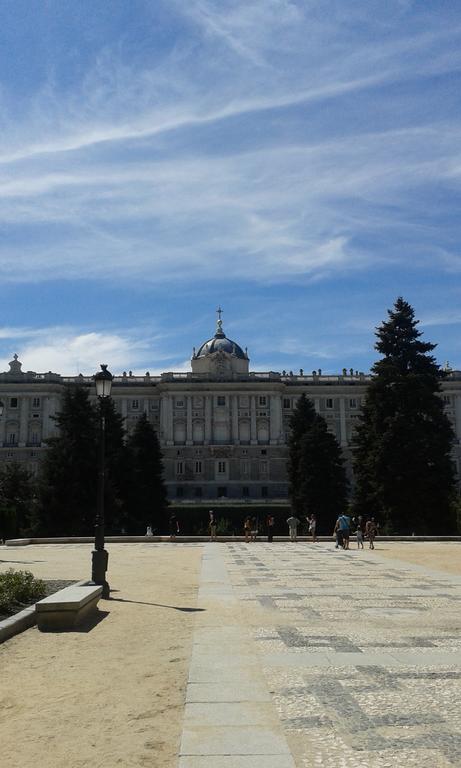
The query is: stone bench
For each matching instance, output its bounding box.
[35,583,103,631]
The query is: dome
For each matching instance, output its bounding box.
[196,334,247,360]
[193,310,248,362]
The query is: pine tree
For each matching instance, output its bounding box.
[288,394,347,530]
[98,396,128,534]
[298,417,348,533]
[287,394,317,516]
[36,386,98,535]
[123,413,168,534]
[353,297,456,534]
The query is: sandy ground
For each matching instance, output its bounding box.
[373,541,461,575]
[0,543,203,768]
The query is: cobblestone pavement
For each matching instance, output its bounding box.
[180,543,461,767]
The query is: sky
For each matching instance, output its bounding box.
[0,0,460,376]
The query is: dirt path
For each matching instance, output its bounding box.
[375,541,461,576]
[0,543,202,768]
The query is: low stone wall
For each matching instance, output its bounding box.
[5,535,461,546]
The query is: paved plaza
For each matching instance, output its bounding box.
[182,542,461,767]
[1,541,461,767]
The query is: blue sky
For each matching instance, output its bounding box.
[0,0,460,375]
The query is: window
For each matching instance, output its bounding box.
[7,432,16,444]
[217,396,226,406]
[259,396,267,406]
[261,486,268,498]
[32,397,40,408]
[217,486,227,497]
[349,398,357,409]
[176,461,184,475]
[176,487,184,498]
[175,399,184,408]
[261,449,267,455]
[217,461,226,474]
[131,399,139,409]
[32,413,40,419]
[10,398,17,408]
[194,487,203,498]
[283,398,291,409]
[241,448,248,455]
[30,432,40,445]
[443,395,451,405]
[195,460,202,474]
[260,460,268,475]
[241,460,249,475]
[242,486,250,497]
[326,398,333,409]
[6,451,13,458]
[30,451,37,457]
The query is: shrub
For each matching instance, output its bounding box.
[0,569,46,616]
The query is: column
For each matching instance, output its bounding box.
[121,398,128,421]
[232,394,239,444]
[270,394,282,444]
[166,395,174,445]
[339,396,347,446]
[186,395,193,445]
[205,395,212,444]
[159,394,168,445]
[455,395,461,441]
[314,397,320,413]
[19,397,28,446]
[250,395,257,444]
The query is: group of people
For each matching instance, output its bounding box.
[333,513,378,550]
[153,510,379,546]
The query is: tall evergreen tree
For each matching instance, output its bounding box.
[353,297,456,534]
[36,386,127,535]
[288,394,347,530]
[123,413,168,534]
[37,386,98,535]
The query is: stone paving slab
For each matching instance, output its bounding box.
[179,757,296,767]
[179,542,461,767]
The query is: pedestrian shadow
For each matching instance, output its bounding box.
[108,597,205,612]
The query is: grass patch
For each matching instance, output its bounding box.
[0,569,47,619]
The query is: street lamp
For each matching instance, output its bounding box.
[91,364,113,598]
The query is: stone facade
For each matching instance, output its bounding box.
[0,318,460,503]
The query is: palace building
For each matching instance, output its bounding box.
[0,311,460,502]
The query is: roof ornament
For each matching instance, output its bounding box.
[215,306,225,337]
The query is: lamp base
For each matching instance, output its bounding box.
[91,548,110,599]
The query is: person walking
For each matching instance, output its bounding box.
[209,510,217,542]
[336,512,351,549]
[250,516,258,542]
[266,514,275,543]
[333,519,343,549]
[243,516,251,543]
[286,514,300,542]
[308,514,317,543]
[169,512,179,541]
[365,517,377,549]
[355,518,364,549]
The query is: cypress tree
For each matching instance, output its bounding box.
[353,297,456,534]
[287,394,317,516]
[123,413,168,534]
[288,394,348,530]
[298,416,348,533]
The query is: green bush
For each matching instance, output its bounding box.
[0,569,46,616]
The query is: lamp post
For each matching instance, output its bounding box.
[91,364,113,598]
